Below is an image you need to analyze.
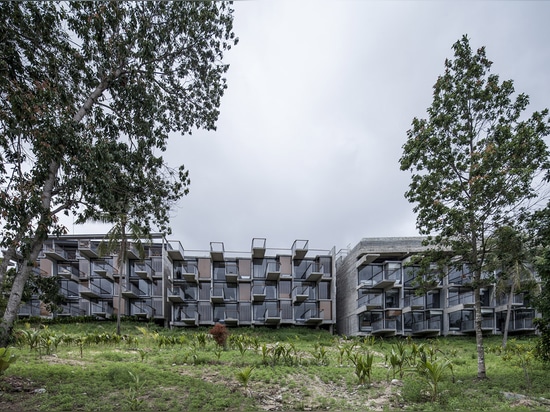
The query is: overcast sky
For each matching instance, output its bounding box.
[72,0,550,254]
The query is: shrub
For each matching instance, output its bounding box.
[209,323,229,348]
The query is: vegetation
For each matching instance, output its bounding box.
[399,35,550,379]
[0,2,237,346]
[0,321,549,411]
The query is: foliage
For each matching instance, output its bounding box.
[0,1,237,346]
[125,371,145,411]
[399,34,550,379]
[235,366,255,391]
[0,347,17,376]
[412,352,454,401]
[209,323,229,348]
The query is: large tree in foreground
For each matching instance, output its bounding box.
[400,35,550,379]
[0,2,237,345]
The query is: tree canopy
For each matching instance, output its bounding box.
[0,2,237,345]
[400,35,550,378]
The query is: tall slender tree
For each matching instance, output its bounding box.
[0,2,237,346]
[400,35,550,379]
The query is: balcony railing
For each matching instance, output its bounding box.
[403,295,425,309]
[122,282,147,299]
[292,286,309,303]
[133,262,152,280]
[412,319,441,334]
[372,319,397,334]
[173,263,198,283]
[92,261,116,280]
[265,261,281,281]
[91,301,113,317]
[168,288,186,303]
[252,286,266,302]
[302,308,324,325]
[78,240,99,258]
[357,293,383,309]
[130,302,155,318]
[58,264,80,282]
[211,287,225,303]
[302,262,324,282]
[510,317,535,331]
[447,292,475,307]
[461,318,494,332]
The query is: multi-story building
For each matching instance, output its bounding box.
[335,237,538,337]
[16,236,336,331]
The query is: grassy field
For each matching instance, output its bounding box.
[0,320,549,411]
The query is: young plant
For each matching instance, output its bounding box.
[414,353,453,401]
[235,366,255,393]
[350,352,374,385]
[209,323,229,348]
[0,347,17,376]
[125,371,145,411]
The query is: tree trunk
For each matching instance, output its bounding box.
[0,160,58,346]
[502,281,515,349]
[474,279,487,379]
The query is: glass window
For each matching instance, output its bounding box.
[385,289,400,308]
[318,282,331,299]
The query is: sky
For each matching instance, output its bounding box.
[70,0,550,254]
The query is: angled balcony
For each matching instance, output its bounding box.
[78,240,99,258]
[79,286,101,299]
[126,243,142,260]
[304,309,324,325]
[252,286,267,302]
[222,309,239,326]
[412,319,441,337]
[292,286,309,303]
[461,318,494,333]
[371,319,397,337]
[166,240,184,261]
[58,264,80,282]
[211,287,225,303]
[509,317,536,332]
[43,244,67,261]
[292,239,308,260]
[252,238,266,259]
[357,293,383,312]
[121,283,142,299]
[265,261,281,281]
[134,262,152,281]
[172,309,199,326]
[495,293,526,312]
[91,301,113,318]
[92,261,116,281]
[264,308,282,325]
[402,295,425,313]
[130,302,155,319]
[168,287,186,303]
[303,262,323,283]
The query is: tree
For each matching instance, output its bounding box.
[488,226,537,349]
[400,35,550,379]
[528,204,550,362]
[0,2,237,346]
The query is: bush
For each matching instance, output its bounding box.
[209,323,229,348]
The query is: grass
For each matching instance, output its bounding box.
[0,320,549,411]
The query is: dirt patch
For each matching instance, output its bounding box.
[0,376,44,412]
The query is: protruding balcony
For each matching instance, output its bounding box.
[58,264,80,282]
[265,261,281,281]
[173,263,198,284]
[130,302,154,319]
[78,240,99,258]
[292,286,309,303]
[509,316,536,332]
[371,319,397,336]
[168,288,186,303]
[412,318,441,337]
[225,262,239,283]
[43,244,67,261]
[304,309,324,325]
[210,242,224,262]
[92,261,115,281]
[461,318,494,333]
[304,262,323,282]
[127,243,142,260]
[121,283,141,299]
[79,286,101,299]
[223,309,239,326]
[172,309,199,326]
[252,286,266,302]
[402,295,425,313]
[134,262,152,280]
[91,301,113,318]
[252,238,266,259]
[357,293,383,312]
[292,239,308,260]
[356,253,380,268]
[264,309,281,325]
[211,287,225,303]
[165,240,184,261]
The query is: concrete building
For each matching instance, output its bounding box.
[17,236,337,331]
[335,237,538,337]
